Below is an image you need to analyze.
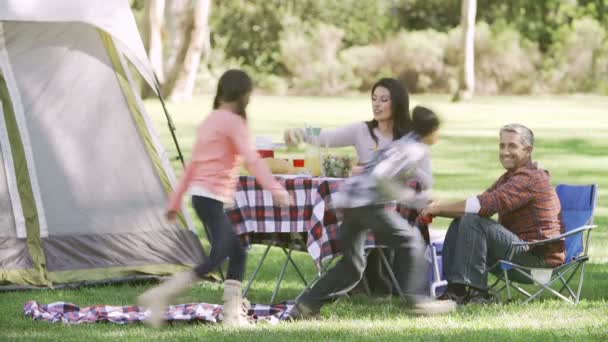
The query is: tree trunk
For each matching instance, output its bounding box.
[165,0,211,102]
[165,0,190,75]
[144,0,166,85]
[453,0,476,102]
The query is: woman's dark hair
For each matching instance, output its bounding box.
[366,78,412,143]
[412,106,441,137]
[213,69,253,119]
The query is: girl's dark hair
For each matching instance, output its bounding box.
[412,106,441,137]
[213,69,253,119]
[366,78,411,143]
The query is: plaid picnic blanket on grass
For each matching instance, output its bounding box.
[24,300,295,325]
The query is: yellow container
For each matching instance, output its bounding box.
[305,126,323,176]
[305,152,322,177]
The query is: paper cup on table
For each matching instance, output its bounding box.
[256,136,275,158]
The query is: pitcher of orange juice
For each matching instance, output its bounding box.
[305,127,322,176]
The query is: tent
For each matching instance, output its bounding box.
[0,0,205,289]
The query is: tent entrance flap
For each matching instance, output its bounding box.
[0,21,48,239]
[99,30,197,233]
[3,21,170,237]
[0,60,48,286]
[0,102,26,239]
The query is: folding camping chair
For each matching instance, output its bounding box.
[429,241,448,298]
[376,240,450,300]
[242,233,310,303]
[490,184,598,304]
[293,247,409,303]
[296,239,447,303]
[365,225,450,300]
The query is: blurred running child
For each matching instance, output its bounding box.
[289,106,454,318]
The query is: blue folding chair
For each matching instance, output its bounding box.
[429,241,447,298]
[490,184,598,304]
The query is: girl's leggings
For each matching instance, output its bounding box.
[191,196,247,281]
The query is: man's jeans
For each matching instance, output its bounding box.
[442,214,549,290]
[298,205,428,312]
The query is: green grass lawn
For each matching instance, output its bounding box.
[1,94,607,341]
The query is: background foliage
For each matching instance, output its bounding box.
[200,0,608,95]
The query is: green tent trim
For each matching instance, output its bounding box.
[48,264,193,284]
[0,73,49,287]
[99,30,189,229]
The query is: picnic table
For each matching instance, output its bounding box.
[225,175,427,302]
[227,176,426,263]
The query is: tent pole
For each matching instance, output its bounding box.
[152,74,224,282]
[152,73,185,167]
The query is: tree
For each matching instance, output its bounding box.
[453,0,477,101]
[164,0,211,102]
[143,0,165,84]
[142,0,211,102]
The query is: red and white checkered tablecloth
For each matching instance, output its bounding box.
[226,176,425,268]
[227,176,322,236]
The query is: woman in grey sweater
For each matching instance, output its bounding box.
[285,78,412,165]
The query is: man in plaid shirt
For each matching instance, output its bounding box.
[422,123,565,304]
[289,134,457,319]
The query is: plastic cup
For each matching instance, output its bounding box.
[293,159,305,167]
[257,150,275,158]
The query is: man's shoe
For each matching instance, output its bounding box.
[463,288,495,305]
[437,290,467,305]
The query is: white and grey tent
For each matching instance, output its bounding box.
[0,0,205,289]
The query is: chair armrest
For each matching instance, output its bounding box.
[512,225,597,247]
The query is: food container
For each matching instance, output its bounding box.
[322,154,353,178]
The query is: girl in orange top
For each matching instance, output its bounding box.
[139,70,289,328]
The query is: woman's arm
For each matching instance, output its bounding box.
[286,122,362,148]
